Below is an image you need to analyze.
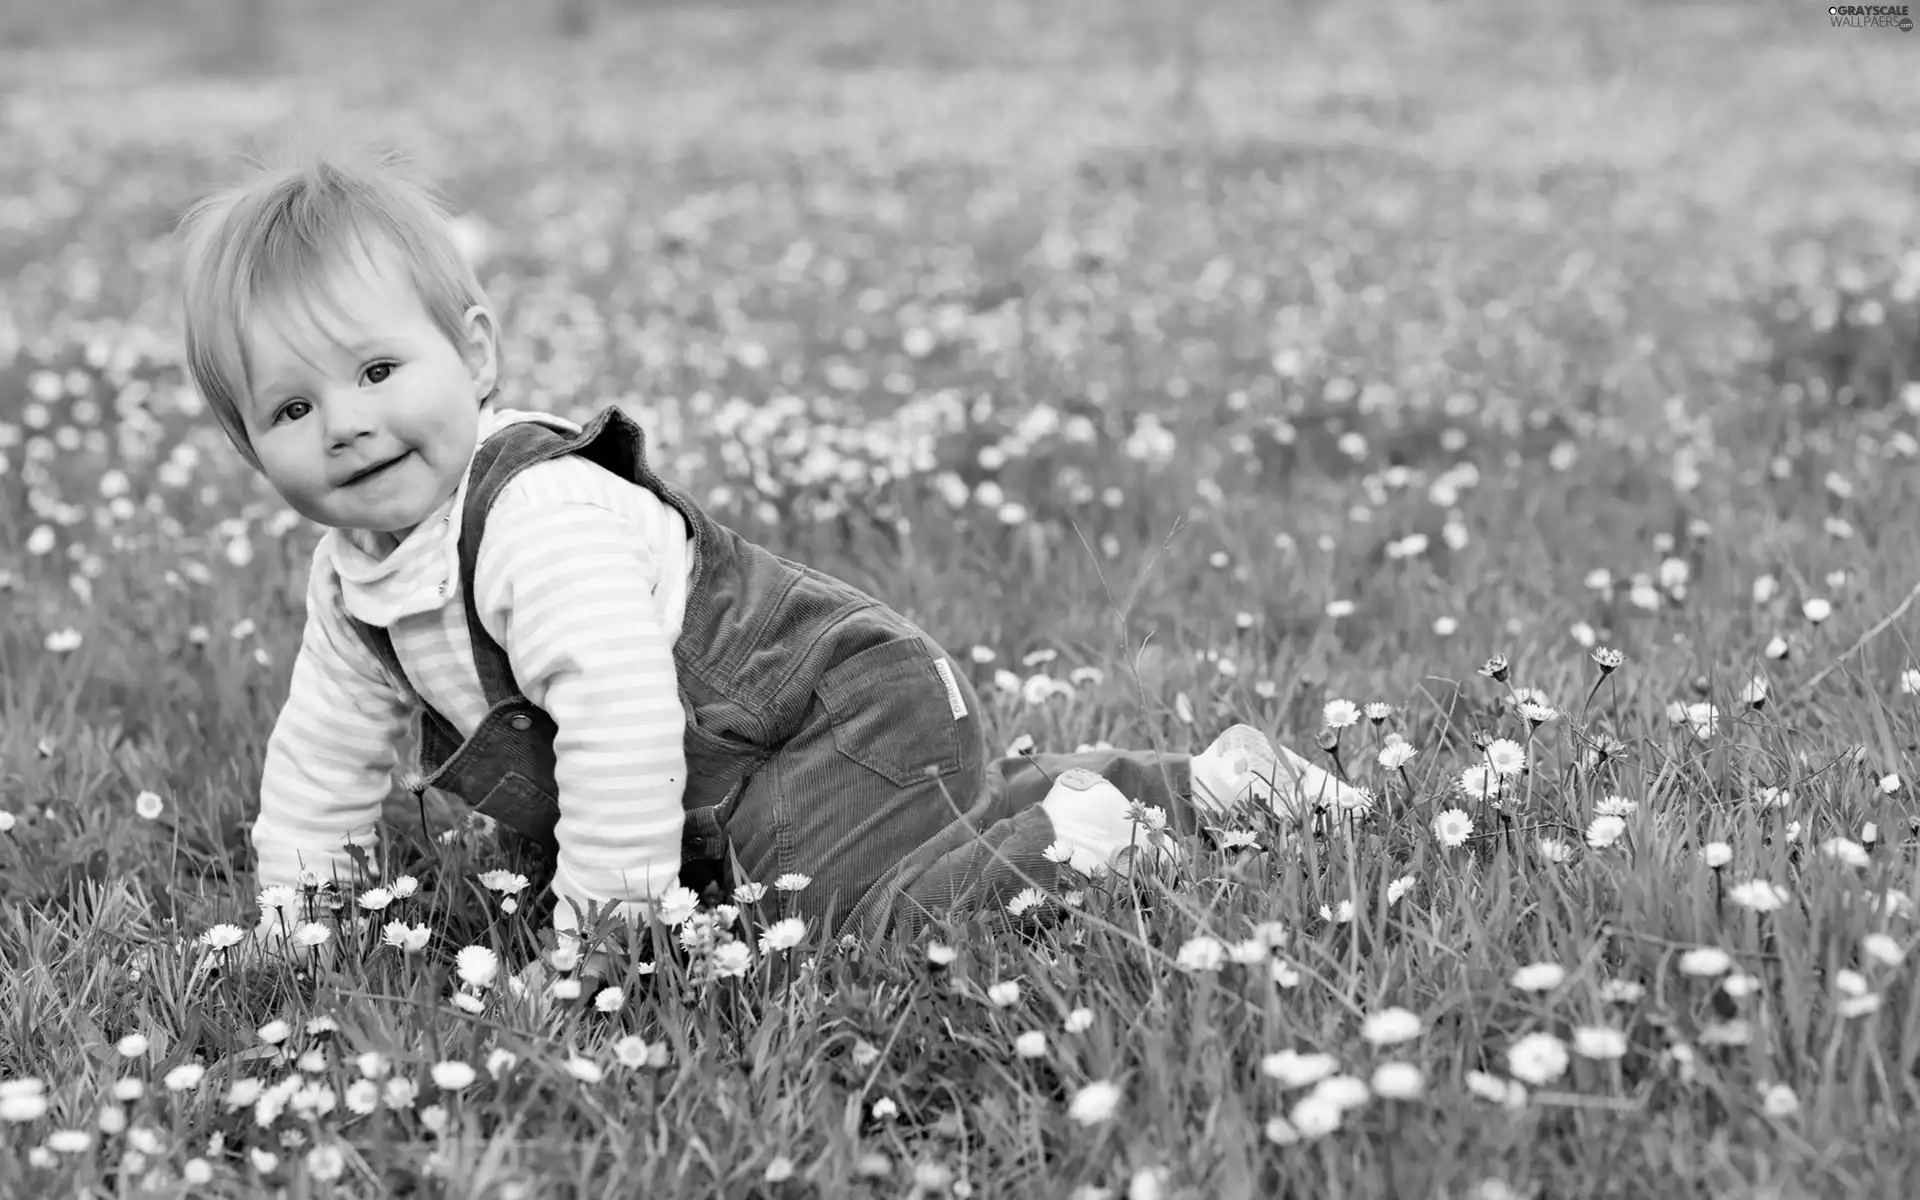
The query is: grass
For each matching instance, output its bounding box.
[4,0,1920,1195]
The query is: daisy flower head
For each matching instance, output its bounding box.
[1819,838,1870,868]
[1862,933,1905,967]
[477,870,528,896]
[1006,887,1048,918]
[1591,646,1624,674]
[1360,1007,1423,1046]
[612,1036,652,1068]
[711,941,754,979]
[430,1061,476,1091]
[382,921,431,953]
[200,923,245,951]
[1337,786,1377,817]
[1479,655,1511,683]
[1585,815,1627,850]
[1262,1049,1339,1088]
[1432,808,1474,848]
[1573,1026,1628,1060]
[1505,1032,1569,1085]
[1311,1074,1372,1112]
[1484,739,1527,778]
[1760,1083,1800,1118]
[1379,740,1416,771]
[1370,1062,1424,1099]
[0,1079,50,1123]
[1510,962,1566,993]
[566,1055,604,1084]
[164,1063,207,1092]
[655,886,702,926]
[1363,701,1392,724]
[1582,733,1627,772]
[1323,699,1362,730]
[1458,765,1502,802]
[1518,700,1558,727]
[1176,936,1226,973]
[1534,837,1572,864]
[1288,1093,1345,1138]
[1597,978,1646,1004]
[1678,947,1733,978]
[758,917,807,953]
[1465,1071,1527,1110]
[1125,802,1169,834]
[1067,1080,1121,1125]
[1721,973,1762,999]
[1727,880,1789,913]
[256,885,298,916]
[454,945,500,989]
[1684,703,1720,741]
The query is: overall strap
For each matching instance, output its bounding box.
[348,592,462,743]
[452,411,633,707]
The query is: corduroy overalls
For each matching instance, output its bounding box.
[349,406,1201,940]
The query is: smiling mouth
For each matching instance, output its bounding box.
[341,452,410,486]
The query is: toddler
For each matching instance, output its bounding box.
[177,147,1365,956]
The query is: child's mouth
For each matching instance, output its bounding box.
[343,452,411,486]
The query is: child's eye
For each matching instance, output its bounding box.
[277,399,312,424]
[362,362,395,385]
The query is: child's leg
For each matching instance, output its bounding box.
[719,636,998,933]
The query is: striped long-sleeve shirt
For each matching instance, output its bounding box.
[253,407,694,938]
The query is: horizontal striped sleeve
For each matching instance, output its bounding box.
[253,554,413,901]
[474,458,690,935]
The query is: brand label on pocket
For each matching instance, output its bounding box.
[933,657,968,721]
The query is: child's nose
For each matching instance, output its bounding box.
[322,392,380,448]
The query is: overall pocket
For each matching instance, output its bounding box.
[815,637,963,789]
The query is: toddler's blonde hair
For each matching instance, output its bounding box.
[177,138,493,471]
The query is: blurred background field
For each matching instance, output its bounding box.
[4,1,1920,1196]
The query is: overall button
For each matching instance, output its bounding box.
[509,714,533,732]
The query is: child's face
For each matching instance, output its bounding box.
[242,247,496,543]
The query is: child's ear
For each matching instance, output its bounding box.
[461,304,499,400]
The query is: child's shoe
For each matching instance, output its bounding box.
[1040,766,1181,873]
[1192,723,1366,820]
